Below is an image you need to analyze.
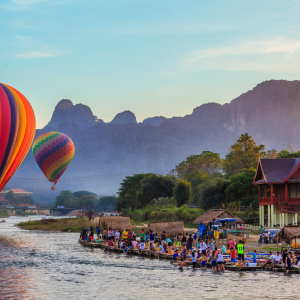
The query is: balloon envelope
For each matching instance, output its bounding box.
[32,132,75,185]
[0,83,36,191]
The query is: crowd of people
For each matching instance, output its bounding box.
[79,226,300,274]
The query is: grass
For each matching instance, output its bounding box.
[17,217,93,232]
[0,211,9,218]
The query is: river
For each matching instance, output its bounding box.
[0,216,299,300]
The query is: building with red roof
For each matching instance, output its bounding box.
[253,158,300,227]
[0,196,9,208]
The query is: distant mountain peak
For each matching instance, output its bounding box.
[111,110,137,124]
[45,99,97,130]
[143,116,167,127]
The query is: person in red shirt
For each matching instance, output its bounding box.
[161,231,167,245]
[231,248,237,265]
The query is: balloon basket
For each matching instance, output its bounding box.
[51,185,55,190]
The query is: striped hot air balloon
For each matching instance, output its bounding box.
[0,83,36,192]
[32,132,75,189]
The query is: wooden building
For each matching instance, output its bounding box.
[253,158,300,227]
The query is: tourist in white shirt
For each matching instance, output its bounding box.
[273,252,282,270]
[139,242,145,250]
[200,240,207,255]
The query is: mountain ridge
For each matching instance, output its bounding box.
[11,79,300,201]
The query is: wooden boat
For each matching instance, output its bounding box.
[225,264,263,271]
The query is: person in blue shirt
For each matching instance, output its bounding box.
[173,249,179,261]
[252,250,257,263]
[149,230,155,246]
[96,226,101,238]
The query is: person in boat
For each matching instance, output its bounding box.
[156,244,166,259]
[149,230,155,247]
[230,247,236,265]
[286,251,292,274]
[237,240,245,266]
[181,249,187,261]
[173,249,179,261]
[228,238,235,255]
[96,226,101,239]
[181,234,187,251]
[262,251,274,269]
[173,258,189,271]
[115,228,120,242]
[102,228,107,243]
[201,253,207,270]
[122,229,128,241]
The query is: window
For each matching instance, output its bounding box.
[289,184,300,198]
[267,185,271,198]
[261,185,265,198]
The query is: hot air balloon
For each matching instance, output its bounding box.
[32,132,75,190]
[0,83,36,192]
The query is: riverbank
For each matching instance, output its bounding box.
[17,217,91,232]
[0,211,9,218]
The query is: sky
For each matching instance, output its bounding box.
[1,0,300,128]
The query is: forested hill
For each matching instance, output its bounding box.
[11,80,300,201]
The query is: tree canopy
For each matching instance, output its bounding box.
[117,173,176,210]
[223,133,265,177]
[174,179,191,207]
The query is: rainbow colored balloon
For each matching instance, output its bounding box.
[0,83,36,192]
[32,132,75,189]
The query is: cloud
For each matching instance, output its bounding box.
[14,51,59,58]
[185,38,300,72]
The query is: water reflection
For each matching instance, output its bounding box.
[0,216,300,299]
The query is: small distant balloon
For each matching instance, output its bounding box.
[0,83,36,191]
[32,132,75,189]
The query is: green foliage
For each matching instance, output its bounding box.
[234,209,259,224]
[174,179,191,207]
[194,177,230,209]
[122,204,204,225]
[277,145,300,158]
[225,168,259,209]
[117,173,176,210]
[55,190,78,208]
[223,133,265,177]
[4,191,35,205]
[0,211,8,218]
[95,196,117,212]
[172,151,222,179]
[150,197,176,207]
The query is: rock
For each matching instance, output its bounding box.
[143,116,167,127]
[110,110,137,124]
[45,99,97,130]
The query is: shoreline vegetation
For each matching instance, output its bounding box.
[0,211,9,218]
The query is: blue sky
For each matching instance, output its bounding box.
[1,0,300,128]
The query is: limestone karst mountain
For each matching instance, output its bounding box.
[11,80,300,202]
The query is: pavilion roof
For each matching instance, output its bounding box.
[253,158,300,184]
[193,209,243,225]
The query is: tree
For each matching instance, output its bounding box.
[261,149,277,159]
[95,196,117,212]
[4,191,21,205]
[18,195,35,205]
[117,173,176,210]
[223,133,265,177]
[174,179,191,207]
[194,178,230,209]
[78,194,98,210]
[172,151,223,179]
[54,190,78,208]
[225,168,259,209]
[277,145,300,158]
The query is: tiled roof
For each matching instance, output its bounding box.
[0,196,9,202]
[254,158,300,184]
[9,189,32,194]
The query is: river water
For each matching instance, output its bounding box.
[0,216,300,300]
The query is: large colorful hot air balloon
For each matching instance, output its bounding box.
[32,132,75,189]
[0,83,36,191]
